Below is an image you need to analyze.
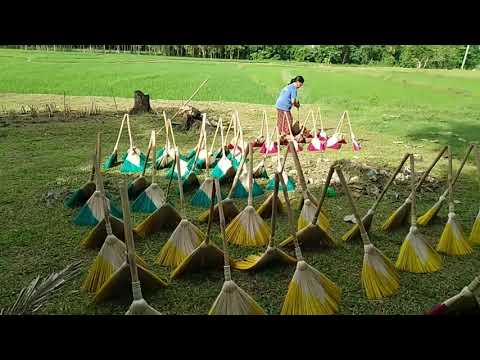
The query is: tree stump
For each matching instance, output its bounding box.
[129,90,152,114]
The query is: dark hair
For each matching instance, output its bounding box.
[289,75,304,84]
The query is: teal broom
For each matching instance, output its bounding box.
[120,113,147,174]
[103,113,126,170]
[127,134,152,201]
[65,151,97,209]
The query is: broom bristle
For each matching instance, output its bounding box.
[208,279,266,315]
[417,196,445,226]
[126,299,162,315]
[226,206,271,246]
[127,176,150,201]
[102,152,118,170]
[191,178,217,208]
[341,211,374,242]
[232,174,264,199]
[468,210,480,245]
[198,199,240,224]
[155,219,205,268]
[266,173,296,192]
[253,160,269,179]
[120,149,147,174]
[64,181,96,208]
[256,193,284,219]
[131,183,165,213]
[234,247,296,271]
[362,244,400,300]
[436,213,473,256]
[73,191,122,226]
[395,226,442,273]
[171,242,226,279]
[297,199,330,231]
[281,260,341,315]
[381,200,411,232]
[280,223,336,249]
[81,216,127,249]
[135,204,182,237]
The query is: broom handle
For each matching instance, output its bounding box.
[289,141,317,204]
[205,178,216,246]
[142,134,153,178]
[151,130,156,182]
[119,181,142,295]
[448,146,454,213]
[165,157,176,202]
[278,172,303,261]
[336,166,371,246]
[312,164,336,225]
[224,114,233,145]
[269,172,280,247]
[113,113,126,152]
[475,145,480,179]
[299,110,311,135]
[411,145,448,197]
[215,179,231,276]
[209,118,221,155]
[89,151,96,182]
[370,152,410,212]
[410,154,417,226]
[247,142,254,206]
[126,114,134,149]
[168,78,209,122]
[227,144,249,199]
[261,111,267,138]
[318,107,323,132]
[95,133,113,236]
[175,150,185,216]
[345,111,355,139]
[167,115,177,150]
[163,111,171,150]
[336,111,346,134]
[219,118,226,158]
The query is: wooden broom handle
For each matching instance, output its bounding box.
[205,178,216,246]
[168,78,209,122]
[227,144,249,199]
[448,146,454,213]
[412,145,448,195]
[125,114,134,149]
[224,114,234,144]
[289,141,311,196]
[475,144,480,181]
[453,143,475,186]
[278,172,303,261]
[336,166,371,246]
[95,133,113,236]
[209,117,221,155]
[142,133,153,178]
[247,142,254,206]
[269,172,280,247]
[151,130,156,182]
[165,158,176,202]
[175,150,185,216]
[214,179,230,268]
[410,154,417,226]
[119,180,140,283]
[167,115,177,150]
[89,151,96,182]
[312,164,336,225]
[219,118,226,158]
[113,113,126,151]
[370,152,410,212]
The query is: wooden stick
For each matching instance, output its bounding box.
[311,163,336,226]
[412,145,448,195]
[215,179,230,270]
[125,114,134,149]
[175,149,185,216]
[151,130,156,183]
[247,142,254,207]
[168,78,209,122]
[448,145,454,214]
[410,154,417,226]
[268,172,280,247]
[205,178,216,246]
[113,114,126,152]
[96,133,113,237]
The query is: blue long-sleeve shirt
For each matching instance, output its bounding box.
[275,83,297,111]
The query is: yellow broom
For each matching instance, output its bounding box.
[395,154,442,273]
[171,178,231,279]
[208,179,266,315]
[82,133,146,293]
[289,141,330,230]
[279,172,341,315]
[279,155,336,250]
[342,152,410,242]
[155,150,205,268]
[197,144,250,225]
[381,145,448,232]
[118,181,162,315]
[93,181,168,305]
[234,172,297,271]
[226,143,271,247]
[418,144,475,226]
[469,146,480,245]
[336,166,400,300]
[436,146,473,256]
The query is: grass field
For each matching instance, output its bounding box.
[0,49,479,315]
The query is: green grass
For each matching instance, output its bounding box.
[0,49,480,315]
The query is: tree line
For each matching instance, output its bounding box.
[2,45,479,69]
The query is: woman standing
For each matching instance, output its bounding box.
[275,75,304,135]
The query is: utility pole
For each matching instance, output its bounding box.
[461,45,470,70]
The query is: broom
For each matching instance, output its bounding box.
[103,113,126,170]
[226,143,271,247]
[252,110,267,148]
[395,154,442,273]
[195,114,218,170]
[279,158,336,250]
[285,111,303,152]
[231,156,264,199]
[119,181,162,315]
[336,165,400,300]
[436,145,473,256]
[172,179,230,279]
[94,182,168,305]
[235,172,297,271]
[120,114,147,174]
[132,130,166,213]
[213,114,233,159]
[266,128,296,192]
[381,145,448,232]
[197,144,250,224]
[82,133,146,293]
[345,111,361,151]
[211,117,236,182]
[134,159,182,237]
[307,109,326,152]
[155,150,206,268]
[426,276,480,315]
[156,113,175,169]
[289,141,329,230]
[469,146,480,245]
[259,115,279,156]
[208,179,266,315]
[127,134,152,201]
[326,111,347,151]
[342,152,411,242]
[279,171,341,315]
[418,143,475,226]
[64,151,97,208]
